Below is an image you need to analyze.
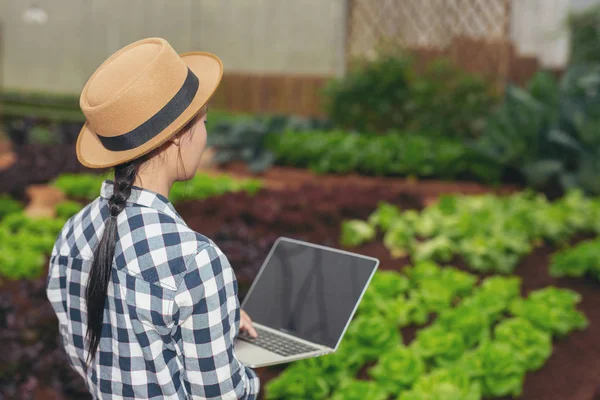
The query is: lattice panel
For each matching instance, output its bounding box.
[348,0,509,54]
[346,0,512,82]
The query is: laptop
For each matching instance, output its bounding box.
[234,237,379,368]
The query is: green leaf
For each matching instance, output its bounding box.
[494,317,552,371]
[264,365,330,400]
[344,315,402,361]
[369,346,425,394]
[465,342,527,397]
[330,379,389,400]
[410,325,466,367]
[509,287,588,336]
[340,220,376,247]
[399,367,482,400]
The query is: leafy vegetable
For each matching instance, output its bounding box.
[209,114,332,173]
[344,315,402,361]
[357,271,414,326]
[330,379,389,400]
[399,367,482,400]
[0,213,65,279]
[509,287,588,336]
[322,51,497,138]
[494,318,552,371]
[292,344,359,388]
[264,263,584,399]
[53,173,106,200]
[340,220,376,247]
[435,304,491,349]
[405,263,477,319]
[53,172,262,204]
[550,238,600,281]
[474,64,600,195]
[55,200,84,220]
[342,190,600,274]
[412,237,455,263]
[0,195,23,220]
[368,202,404,231]
[461,342,526,397]
[369,346,425,393]
[458,276,522,321]
[270,130,500,181]
[411,325,466,367]
[264,364,330,400]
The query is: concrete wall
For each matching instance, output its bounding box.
[0,0,346,94]
[2,0,599,95]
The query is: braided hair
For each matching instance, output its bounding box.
[84,107,205,366]
[84,160,140,366]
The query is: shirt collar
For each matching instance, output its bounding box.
[100,180,185,223]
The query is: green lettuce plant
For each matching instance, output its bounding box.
[53,172,262,204]
[398,367,482,400]
[550,238,600,281]
[292,343,359,389]
[410,325,466,367]
[509,287,588,336]
[461,342,526,398]
[342,190,600,274]
[0,212,65,279]
[357,271,414,326]
[330,379,389,400]
[264,364,330,400]
[368,202,404,231]
[404,263,477,320]
[369,346,425,394]
[269,130,501,181]
[55,200,84,220]
[344,315,402,361]
[340,220,376,247]
[494,318,552,371]
[0,195,23,220]
[435,304,491,349]
[459,276,522,322]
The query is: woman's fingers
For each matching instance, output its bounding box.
[240,310,258,338]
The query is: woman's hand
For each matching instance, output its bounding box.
[240,309,258,338]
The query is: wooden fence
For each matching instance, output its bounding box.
[211,73,329,117]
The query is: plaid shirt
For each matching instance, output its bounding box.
[46,181,260,399]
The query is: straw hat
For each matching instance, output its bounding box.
[76,37,223,168]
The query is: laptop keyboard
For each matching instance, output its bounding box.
[238,326,320,357]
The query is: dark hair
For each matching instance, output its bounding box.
[84,109,206,366]
[85,159,140,366]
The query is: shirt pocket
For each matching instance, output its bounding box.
[113,269,176,341]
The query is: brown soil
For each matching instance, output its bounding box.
[177,184,600,400]
[214,162,520,202]
[2,176,599,400]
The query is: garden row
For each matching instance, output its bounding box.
[259,188,600,399]
[342,189,600,279]
[0,172,423,399]
[0,173,262,280]
[1,172,600,399]
[5,56,600,198]
[264,264,587,400]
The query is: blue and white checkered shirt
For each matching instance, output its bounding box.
[46,180,260,399]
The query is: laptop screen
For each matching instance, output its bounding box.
[241,238,378,349]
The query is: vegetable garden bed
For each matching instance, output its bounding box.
[180,189,600,400]
[216,162,519,201]
[2,180,599,399]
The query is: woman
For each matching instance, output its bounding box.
[46,37,260,399]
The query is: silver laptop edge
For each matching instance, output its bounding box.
[236,236,380,367]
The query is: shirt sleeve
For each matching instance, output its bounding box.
[172,243,260,399]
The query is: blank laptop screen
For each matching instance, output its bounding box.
[241,238,378,349]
